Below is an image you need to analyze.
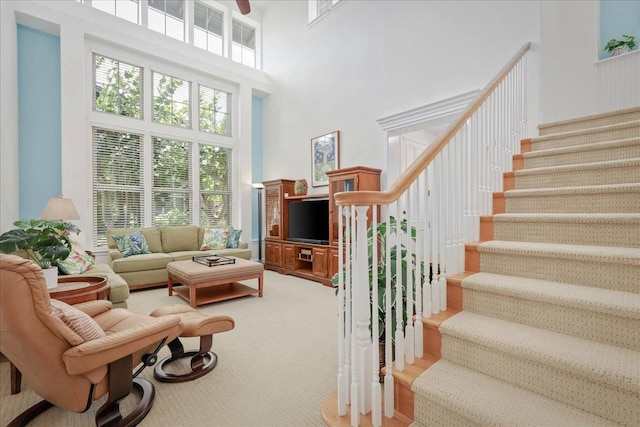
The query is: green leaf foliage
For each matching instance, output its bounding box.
[0,219,79,269]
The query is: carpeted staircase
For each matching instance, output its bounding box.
[411,107,640,426]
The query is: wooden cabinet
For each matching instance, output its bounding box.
[263,179,295,240]
[329,248,340,281]
[326,166,381,247]
[283,243,296,269]
[261,168,379,286]
[265,241,282,268]
[312,247,328,278]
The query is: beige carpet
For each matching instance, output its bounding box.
[0,271,338,426]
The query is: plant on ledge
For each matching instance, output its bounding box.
[0,219,79,269]
[604,34,636,56]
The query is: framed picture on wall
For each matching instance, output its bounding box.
[311,131,340,187]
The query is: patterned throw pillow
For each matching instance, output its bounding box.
[112,231,150,257]
[50,299,106,342]
[227,228,242,249]
[200,228,229,250]
[57,238,96,275]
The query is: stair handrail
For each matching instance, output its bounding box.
[334,42,531,207]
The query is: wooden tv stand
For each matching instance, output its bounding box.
[262,167,380,286]
[265,239,338,286]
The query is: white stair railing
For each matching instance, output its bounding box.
[335,43,531,426]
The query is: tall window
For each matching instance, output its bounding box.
[93,53,143,119]
[91,51,235,245]
[152,137,192,226]
[199,84,231,136]
[231,19,256,68]
[148,0,185,41]
[83,1,261,70]
[194,1,224,56]
[308,0,343,24]
[153,71,191,128]
[91,0,140,24]
[92,128,144,246]
[200,145,231,226]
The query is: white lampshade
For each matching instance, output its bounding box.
[40,195,80,220]
[251,183,265,189]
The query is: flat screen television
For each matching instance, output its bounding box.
[288,199,329,245]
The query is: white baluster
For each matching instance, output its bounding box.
[383,206,395,418]
[344,207,353,408]
[414,173,424,359]
[348,205,358,427]
[370,206,381,427]
[393,201,405,371]
[423,167,432,320]
[338,205,347,416]
[353,206,372,417]
[405,188,414,365]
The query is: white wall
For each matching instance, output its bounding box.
[260,0,542,191]
[540,0,600,123]
[0,0,271,251]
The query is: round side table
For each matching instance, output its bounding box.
[49,276,110,305]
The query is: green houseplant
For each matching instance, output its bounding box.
[604,35,636,56]
[332,215,431,343]
[0,219,79,269]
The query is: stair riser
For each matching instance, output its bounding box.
[480,252,639,293]
[524,142,640,168]
[515,164,640,189]
[505,191,640,214]
[463,289,640,351]
[441,336,640,426]
[538,110,640,135]
[531,125,640,151]
[493,220,640,247]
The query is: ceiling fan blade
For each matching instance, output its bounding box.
[236,0,251,15]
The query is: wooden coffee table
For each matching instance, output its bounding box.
[167,258,264,307]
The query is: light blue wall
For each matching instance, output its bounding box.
[17,24,61,218]
[600,1,640,59]
[251,95,264,240]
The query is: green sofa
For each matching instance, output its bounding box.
[63,264,130,308]
[13,250,130,308]
[106,225,252,290]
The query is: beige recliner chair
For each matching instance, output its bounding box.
[0,254,183,426]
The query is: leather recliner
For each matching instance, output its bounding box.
[0,254,183,426]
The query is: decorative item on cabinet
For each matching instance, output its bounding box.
[294,179,308,196]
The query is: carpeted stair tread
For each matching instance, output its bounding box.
[525,136,640,158]
[492,213,640,247]
[529,121,640,151]
[439,312,640,393]
[513,157,640,188]
[462,272,640,319]
[522,137,640,169]
[538,106,640,136]
[516,157,640,176]
[478,240,639,265]
[505,182,640,197]
[411,360,619,427]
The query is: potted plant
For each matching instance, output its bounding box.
[332,215,431,379]
[0,219,79,288]
[604,34,636,57]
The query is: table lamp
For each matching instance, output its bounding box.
[40,195,80,221]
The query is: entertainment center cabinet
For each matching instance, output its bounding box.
[263,166,381,286]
